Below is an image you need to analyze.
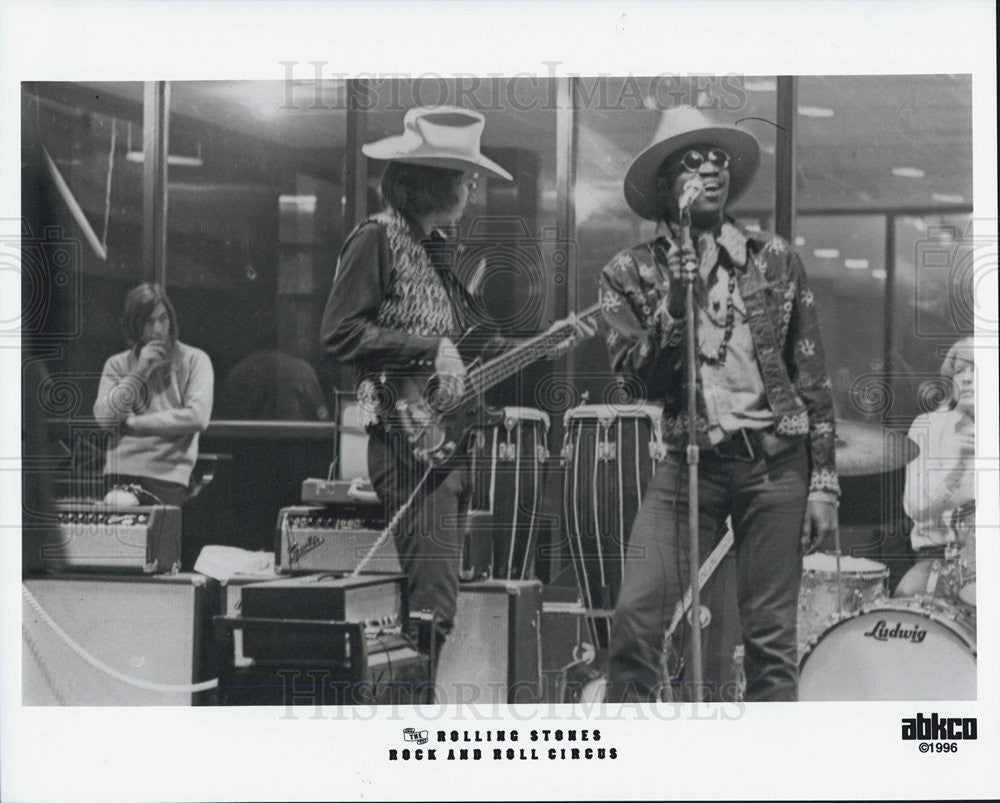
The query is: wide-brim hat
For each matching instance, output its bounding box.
[362,106,513,181]
[624,105,761,220]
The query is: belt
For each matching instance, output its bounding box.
[666,427,800,460]
[709,428,763,461]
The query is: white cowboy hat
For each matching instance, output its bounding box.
[362,106,513,181]
[624,105,761,220]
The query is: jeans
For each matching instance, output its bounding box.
[367,427,471,640]
[607,441,808,702]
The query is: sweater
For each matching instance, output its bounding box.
[93,341,214,487]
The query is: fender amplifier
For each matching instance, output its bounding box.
[275,506,399,574]
[47,503,181,574]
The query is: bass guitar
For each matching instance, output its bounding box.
[386,302,603,467]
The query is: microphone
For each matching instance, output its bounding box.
[678,176,704,211]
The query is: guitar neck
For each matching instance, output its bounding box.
[464,302,602,397]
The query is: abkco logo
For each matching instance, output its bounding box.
[901,713,977,741]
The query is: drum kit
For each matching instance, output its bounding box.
[797,422,977,701]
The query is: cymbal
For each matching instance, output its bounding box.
[835,420,919,476]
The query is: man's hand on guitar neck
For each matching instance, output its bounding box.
[546,312,597,360]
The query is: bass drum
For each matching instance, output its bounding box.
[799,598,976,701]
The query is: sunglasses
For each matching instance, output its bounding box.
[675,149,731,172]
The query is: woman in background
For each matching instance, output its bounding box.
[93,283,214,507]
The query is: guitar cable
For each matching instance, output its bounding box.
[352,463,435,577]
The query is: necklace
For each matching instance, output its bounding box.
[698,271,736,365]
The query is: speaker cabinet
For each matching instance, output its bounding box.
[22,573,217,706]
[435,579,542,705]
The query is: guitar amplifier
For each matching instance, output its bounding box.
[46,503,182,574]
[23,573,216,705]
[301,477,381,507]
[275,505,399,574]
[214,622,430,706]
[239,574,408,663]
[435,579,542,705]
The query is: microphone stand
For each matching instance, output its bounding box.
[680,203,704,702]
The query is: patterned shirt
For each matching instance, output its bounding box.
[599,220,839,496]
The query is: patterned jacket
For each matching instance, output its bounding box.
[599,220,839,496]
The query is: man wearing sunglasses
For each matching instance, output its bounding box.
[599,106,839,702]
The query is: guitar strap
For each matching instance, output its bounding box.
[665,522,735,641]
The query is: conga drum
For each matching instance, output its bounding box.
[562,403,666,642]
[469,407,551,581]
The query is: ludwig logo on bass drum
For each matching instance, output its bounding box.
[863,620,927,643]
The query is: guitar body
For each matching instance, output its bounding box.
[394,369,503,467]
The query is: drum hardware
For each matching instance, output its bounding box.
[560,418,667,463]
[893,500,975,607]
[958,582,976,608]
[833,419,920,476]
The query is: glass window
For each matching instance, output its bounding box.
[796,75,972,427]
[797,213,887,423]
[795,75,972,555]
[891,212,974,424]
[165,80,348,423]
[21,82,146,406]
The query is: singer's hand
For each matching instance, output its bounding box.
[661,233,697,319]
[801,499,838,555]
[678,176,705,213]
[678,233,697,281]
